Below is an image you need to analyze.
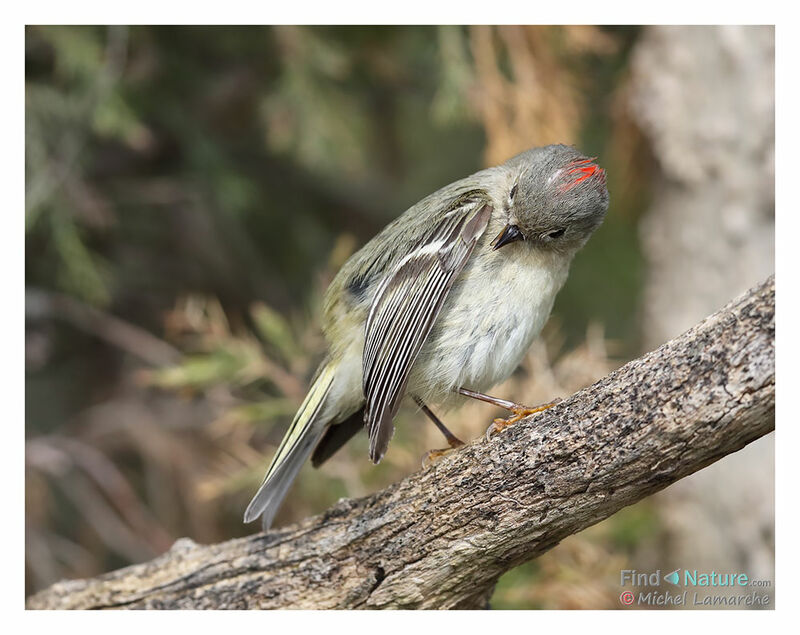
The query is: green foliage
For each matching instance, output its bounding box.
[607,502,660,550]
[492,561,545,610]
[251,302,300,364]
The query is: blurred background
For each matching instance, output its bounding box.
[25,25,774,608]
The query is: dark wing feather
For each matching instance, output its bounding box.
[363,199,492,462]
[310,408,365,468]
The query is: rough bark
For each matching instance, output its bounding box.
[27,277,775,610]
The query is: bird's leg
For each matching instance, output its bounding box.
[456,387,562,439]
[413,395,464,467]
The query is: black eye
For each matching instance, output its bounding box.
[547,228,566,239]
[509,184,518,200]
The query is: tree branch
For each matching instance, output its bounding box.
[27,276,775,610]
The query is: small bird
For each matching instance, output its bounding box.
[244,144,609,528]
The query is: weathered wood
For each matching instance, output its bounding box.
[27,276,775,610]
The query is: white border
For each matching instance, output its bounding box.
[7,3,796,631]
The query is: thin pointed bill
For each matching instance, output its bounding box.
[491,224,525,250]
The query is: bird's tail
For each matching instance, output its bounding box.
[243,360,337,529]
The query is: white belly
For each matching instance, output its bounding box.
[408,245,570,405]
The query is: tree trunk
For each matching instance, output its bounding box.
[628,25,775,604]
[27,277,775,610]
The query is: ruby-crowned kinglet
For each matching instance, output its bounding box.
[245,144,609,528]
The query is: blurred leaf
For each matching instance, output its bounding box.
[144,339,266,391]
[91,90,152,149]
[51,214,110,307]
[37,26,105,84]
[221,399,297,427]
[251,302,298,363]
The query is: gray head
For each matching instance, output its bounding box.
[491,144,609,255]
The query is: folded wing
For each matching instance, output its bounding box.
[363,197,493,462]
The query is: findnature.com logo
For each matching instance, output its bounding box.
[619,569,772,607]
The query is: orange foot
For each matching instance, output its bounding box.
[485,399,562,440]
[421,439,465,468]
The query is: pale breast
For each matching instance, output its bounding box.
[408,244,570,405]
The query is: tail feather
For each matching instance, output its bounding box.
[250,423,325,530]
[243,362,336,526]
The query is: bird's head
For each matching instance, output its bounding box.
[491,144,609,254]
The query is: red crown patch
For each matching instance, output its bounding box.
[559,157,605,193]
